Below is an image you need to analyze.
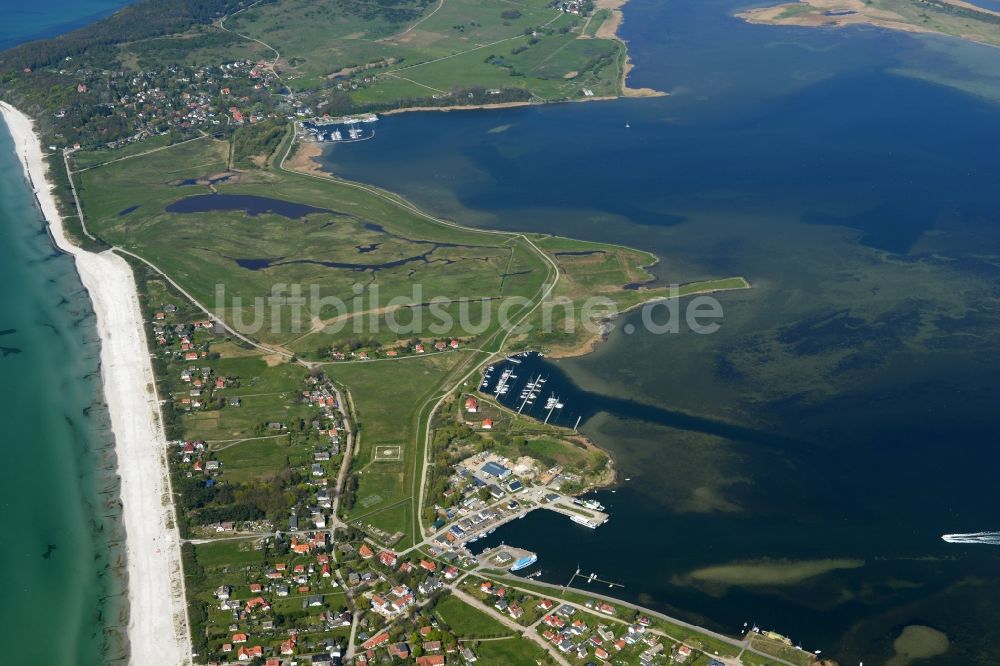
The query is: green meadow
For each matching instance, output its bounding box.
[220,0,625,100]
[432,593,512,638]
[73,129,747,548]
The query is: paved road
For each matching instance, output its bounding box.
[494,576,801,666]
[449,586,571,666]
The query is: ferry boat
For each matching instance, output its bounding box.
[510,554,538,572]
[571,515,598,529]
[573,498,605,512]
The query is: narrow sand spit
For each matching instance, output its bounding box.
[0,102,190,666]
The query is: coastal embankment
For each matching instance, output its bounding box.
[0,102,190,666]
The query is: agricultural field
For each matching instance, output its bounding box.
[224,0,627,101]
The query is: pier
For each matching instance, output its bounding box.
[540,497,609,528]
[567,565,625,590]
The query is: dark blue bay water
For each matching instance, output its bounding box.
[0,0,131,662]
[322,2,1000,663]
[966,0,1000,11]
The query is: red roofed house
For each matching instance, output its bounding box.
[597,601,616,615]
[419,559,437,572]
[481,419,493,430]
[237,645,263,661]
[416,656,446,666]
[245,596,270,613]
[359,543,374,559]
[362,631,390,650]
[379,551,398,567]
[465,397,478,413]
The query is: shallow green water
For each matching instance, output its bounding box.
[0,1,131,660]
[0,118,127,664]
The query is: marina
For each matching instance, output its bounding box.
[479,352,580,428]
[300,114,377,144]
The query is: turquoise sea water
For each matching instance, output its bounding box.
[0,0,131,662]
[323,1,1000,663]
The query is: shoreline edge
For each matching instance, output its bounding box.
[0,101,191,666]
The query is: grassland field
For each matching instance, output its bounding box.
[432,592,513,638]
[71,126,748,548]
[472,637,552,665]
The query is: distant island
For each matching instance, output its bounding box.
[739,0,1000,48]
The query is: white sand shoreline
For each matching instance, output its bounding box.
[0,102,190,665]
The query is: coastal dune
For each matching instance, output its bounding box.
[0,102,190,665]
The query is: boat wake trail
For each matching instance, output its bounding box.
[941,532,1000,545]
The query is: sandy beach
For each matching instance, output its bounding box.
[0,103,190,665]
